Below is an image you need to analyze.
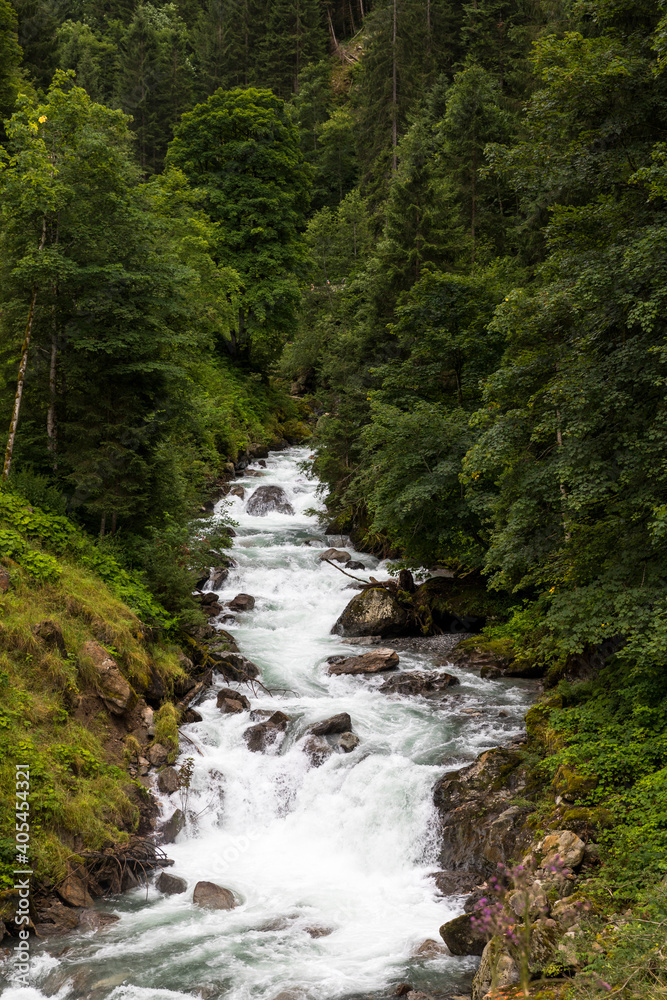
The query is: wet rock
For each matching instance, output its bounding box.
[210,567,229,588]
[338,731,360,752]
[309,712,352,736]
[244,711,290,752]
[210,650,260,682]
[379,671,459,697]
[228,593,255,612]
[245,469,265,477]
[433,747,531,880]
[430,870,481,895]
[80,639,134,715]
[473,941,520,1000]
[439,912,487,956]
[301,735,333,767]
[303,924,333,937]
[327,648,399,675]
[161,808,185,844]
[230,485,245,499]
[0,567,10,592]
[319,548,351,563]
[331,586,410,638]
[33,620,67,656]
[57,870,93,908]
[346,560,366,571]
[413,938,448,958]
[200,592,221,606]
[247,485,294,516]
[36,900,80,933]
[258,460,267,468]
[202,602,224,617]
[147,743,170,767]
[78,909,120,933]
[480,665,501,679]
[216,687,250,712]
[157,767,180,794]
[193,881,237,910]
[156,872,187,895]
[182,707,203,723]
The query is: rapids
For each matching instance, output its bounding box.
[2,447,535,1000]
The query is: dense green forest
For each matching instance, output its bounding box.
[2,0,667,994]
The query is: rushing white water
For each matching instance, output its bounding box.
[3,448,535,1000]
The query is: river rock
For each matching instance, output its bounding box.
[413,938,448,958]
[346,560,366,571]
[78,909,120,932]
[439,912,488,956]
[230,485,245,499]
[200,592,220,606]
[217,687,250,711]
[244,711,290,752]
[430,869,481,895]
[331,586,410,638]
[327,648,399,675]
[157,766,180,794]
[379,671,459,697]
[161,808,185,844]
[247,486,294,516]
[301,735,333,767]
[80,639,134,715]
[228,593,255,612]
[193,881,237,910]
[182,707,203,723]
[433,746,531,880]
[338,731,360,752]
[309,712,352,735]
[319,548,351,563]
[57,870,93,908]
[210,567,229,588]
[147,742,170,766]
[156,872,187,895]
[210,650,260,681]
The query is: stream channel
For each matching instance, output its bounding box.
[7,447,535,1000]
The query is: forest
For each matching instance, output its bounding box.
[1,0,667,996]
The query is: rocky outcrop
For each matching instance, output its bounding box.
[327,648,399,675]
[79,640,135,715]
[246,486,294,516]
[379,671,459,698]
[193,881,237,910]
[432,745,532,880]
[331,586,409,638]
[244,711,290,752]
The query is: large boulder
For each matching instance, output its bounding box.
[156,872,187,895]
[432,746,532,881]
[192,881,237,910]
[318,548,351,563]
[227,594,255,612]
[309,712,352,735]
[247,486,294,516]
[244,711,290,752]
[439,912,488,956]
[379,671,460,698]
[327,649,399,675]
[209,650,260,682]
[161,808,185,844]
[157,767,180,794]
[79,640,134,715]
[56,869,93,908]
[331,586,410,638]
[217,687,250,712]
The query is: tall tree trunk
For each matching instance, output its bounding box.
[47,328,58,470]
[3,216,47,482]
[392,0,398,172]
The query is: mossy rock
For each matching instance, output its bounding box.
[525,704,551,742]
[560,806,615,835]
[281,418,312,442]
[552,764,598,802]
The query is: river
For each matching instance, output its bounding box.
[5,447,534,1000]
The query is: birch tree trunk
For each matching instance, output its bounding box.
[2,217,47,482]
